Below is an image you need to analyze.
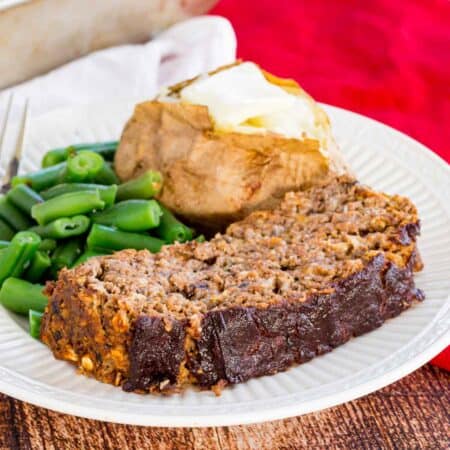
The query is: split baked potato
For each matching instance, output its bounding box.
[115,62,348,229]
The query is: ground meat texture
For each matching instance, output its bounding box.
[40,176,424,394]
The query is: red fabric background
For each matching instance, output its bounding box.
[210,0,450,369]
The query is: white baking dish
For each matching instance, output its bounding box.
[0,0,217,89]
[0,0,28,11]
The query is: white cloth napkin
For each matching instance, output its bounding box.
[0,15,236,118]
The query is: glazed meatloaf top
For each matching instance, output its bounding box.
[47,175,421,323]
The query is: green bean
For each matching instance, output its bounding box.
[31,191,104,225]
[41,147,74,168]
[0,195,33,230]
[6,184,43,215]
[41,183,117,207]
[91,200,162,231]
[0,240,10,249]
[42,141,118,168]
[84,141,118,161]
[72,249,109,267]
[51,238,84,275]
[0,218,14,241]
[87,224,165,253]
[64,151,105,183]
[25,152,112,186]
[73,141,118,161]
[29,309,44,339]
[0,232,41,286]
[30,215,90,239]
[10,232,42,278]
[24,251,51,283]
[154,205,193,243]
[195,234,206,243]
[116,170,163,201]
[0,241,23,286]
[0,278,47,315]
[11,162,66,192]
[38,239,57,253]
[94,162,119,185]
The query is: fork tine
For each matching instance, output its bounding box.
[0,93,13,165]
[0,96,30,193]
[9,98,29,177]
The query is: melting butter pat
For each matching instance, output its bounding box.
[179,62,321,141]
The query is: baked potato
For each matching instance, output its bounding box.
[115,62,348,229]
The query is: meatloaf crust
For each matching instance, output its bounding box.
[41,176,424,394]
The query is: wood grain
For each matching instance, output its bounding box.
[0,365,448,450]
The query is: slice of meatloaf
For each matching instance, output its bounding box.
[40,176,424,394]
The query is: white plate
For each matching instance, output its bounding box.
[0,101,448,427]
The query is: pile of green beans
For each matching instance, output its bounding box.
[0,140,200,341]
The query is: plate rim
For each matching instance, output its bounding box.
[0,311,447,427]
[0,101,448,427]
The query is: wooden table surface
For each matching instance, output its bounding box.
[0,364,448,450]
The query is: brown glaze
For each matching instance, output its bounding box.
[123,317,186,392]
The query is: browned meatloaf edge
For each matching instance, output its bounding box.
[40,176,424,394]
[125,251,423,392]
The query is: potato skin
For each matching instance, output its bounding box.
[115,70,348,229]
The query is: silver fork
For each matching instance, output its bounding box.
[0,94,30,193]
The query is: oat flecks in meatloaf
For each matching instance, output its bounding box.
[41,176,424,394]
